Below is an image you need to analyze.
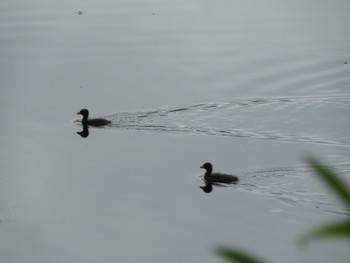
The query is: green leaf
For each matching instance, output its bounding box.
[300,220,350,246]
[216,247,266,263]
[305,156,350,209]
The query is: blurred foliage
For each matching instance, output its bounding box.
[306,157,350,209]
[216,247,265,263]
[216,156,350,263]
[300,157,350,245]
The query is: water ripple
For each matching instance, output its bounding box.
[235,162,350,215]
[101,95,350,146]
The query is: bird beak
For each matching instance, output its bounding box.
[77,112,81,115]
[200,165,204,169]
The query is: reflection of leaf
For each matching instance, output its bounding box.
[216,247,266,263]
[300,220,350,246]
[305,156,350,209]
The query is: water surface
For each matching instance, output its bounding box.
[1,0,350,262]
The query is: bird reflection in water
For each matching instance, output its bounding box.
[200,181,213,193]
[77,124,89,138]
[200,181,233,193]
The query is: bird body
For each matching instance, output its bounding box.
[77,109,111,127]
[201,162,238,183]
[85,118,111,127]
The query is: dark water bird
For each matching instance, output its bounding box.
[77,109,111,127]
[200,162,239,183]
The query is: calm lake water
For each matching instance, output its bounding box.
[1,0,350,262]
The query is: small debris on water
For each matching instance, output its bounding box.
[76,11,84,15]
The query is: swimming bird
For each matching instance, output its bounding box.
[200,162,238,183]
[77,108,111,127]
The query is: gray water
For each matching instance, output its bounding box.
[1,0,350,262]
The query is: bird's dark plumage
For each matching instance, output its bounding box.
[77,108,111,127]
[200,162,238,183]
